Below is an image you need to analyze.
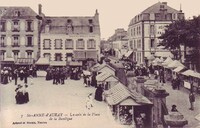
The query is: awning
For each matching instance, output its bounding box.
[173,66,185,73]
[15,58,34,65]
[0,57,15,64]
[181,70,200,79]
[146,54,155,60]
[73,50,86,60]
[50,61,66,66]
[35,57,50,65]
[166,60,184,69]
[68,61,82,66]
[162,57,173,66]
[85,50,97,59]
[154,51,173,58]
[124,51,133,57]
[181,70,195,76]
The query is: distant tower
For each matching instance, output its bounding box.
[180,3,182,12]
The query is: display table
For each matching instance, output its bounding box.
[37,71,47,77]
[183,81,191,89]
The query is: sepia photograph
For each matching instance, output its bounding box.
[0,0,200,128]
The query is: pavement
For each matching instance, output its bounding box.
[160,80,200,128]
[0,77,132,128]
[1,74,200,128]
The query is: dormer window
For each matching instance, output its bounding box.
[14,10,20,17]
[67,19,72,24]
[66,19,73,34]
[89,19,93,24]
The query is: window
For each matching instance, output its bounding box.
[87,39,96,49]
[0,21,6,31]
[44,53,51,61]
[150,39,155,48]
[138,26,141,35]
[0,36,5,47]
[89,19,93,24]
[13,21,20,31]
[134,40,136,49]
[55,39,62,49]
[27,21,32,31]
[65,39,73,49]
[13,51,19,60]
[14,10,20,17]
[0,51,5,60]
[129,40,133,49]
[55,53,62,61]
[137,40,141,49]
[27,36,33,46]
[76,39,84,49]
[27,51,33,58]
[89,26,93,33]
[150,25,155,35]
[43,39,51,49]
[133,28,135,36]
[13,36,19,46]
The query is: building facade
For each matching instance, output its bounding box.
[39,7,101,66]
[108,28,128,59]
[0,7,39,64]
[128,2,184,65]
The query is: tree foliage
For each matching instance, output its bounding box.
[159,16,200,70]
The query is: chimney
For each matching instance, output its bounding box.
[38,4,42,15]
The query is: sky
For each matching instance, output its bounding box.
[1,0,200,39]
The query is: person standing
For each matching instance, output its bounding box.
[13,69,18,85]
[189,91,195,110]
[86,93,93,110]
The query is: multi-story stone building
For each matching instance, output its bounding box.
[0,6,39,65]
[39,5,101,66]
[108,28,128,59]
[128,2,184,65]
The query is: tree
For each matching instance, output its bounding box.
[159,19,188,60]
[159,16,200,71]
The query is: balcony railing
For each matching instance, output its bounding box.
[0,44,6,47]
[12,44,20,47]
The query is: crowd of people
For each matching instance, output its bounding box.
[45,67,83,85]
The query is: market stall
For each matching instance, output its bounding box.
[181,70,200,92]
[105,83,153,127]
[96,72,119,90]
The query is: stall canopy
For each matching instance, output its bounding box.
[152,58,163,66]
[96,72,118,82]
[162,57,173,66]
[181,69,200,79]
[105,82,152,106]
[146,54,155,61]
[124,51,133,58]
[35,57,50,65]
[50,61,66,66]
[166,60,184,69]
[15,58,34,65]
[173,66,185,73]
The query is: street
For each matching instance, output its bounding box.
[0,77,129,128]
[1,75,200,128]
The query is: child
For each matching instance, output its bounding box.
[30,75,33,85]
[86,93,93,110]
